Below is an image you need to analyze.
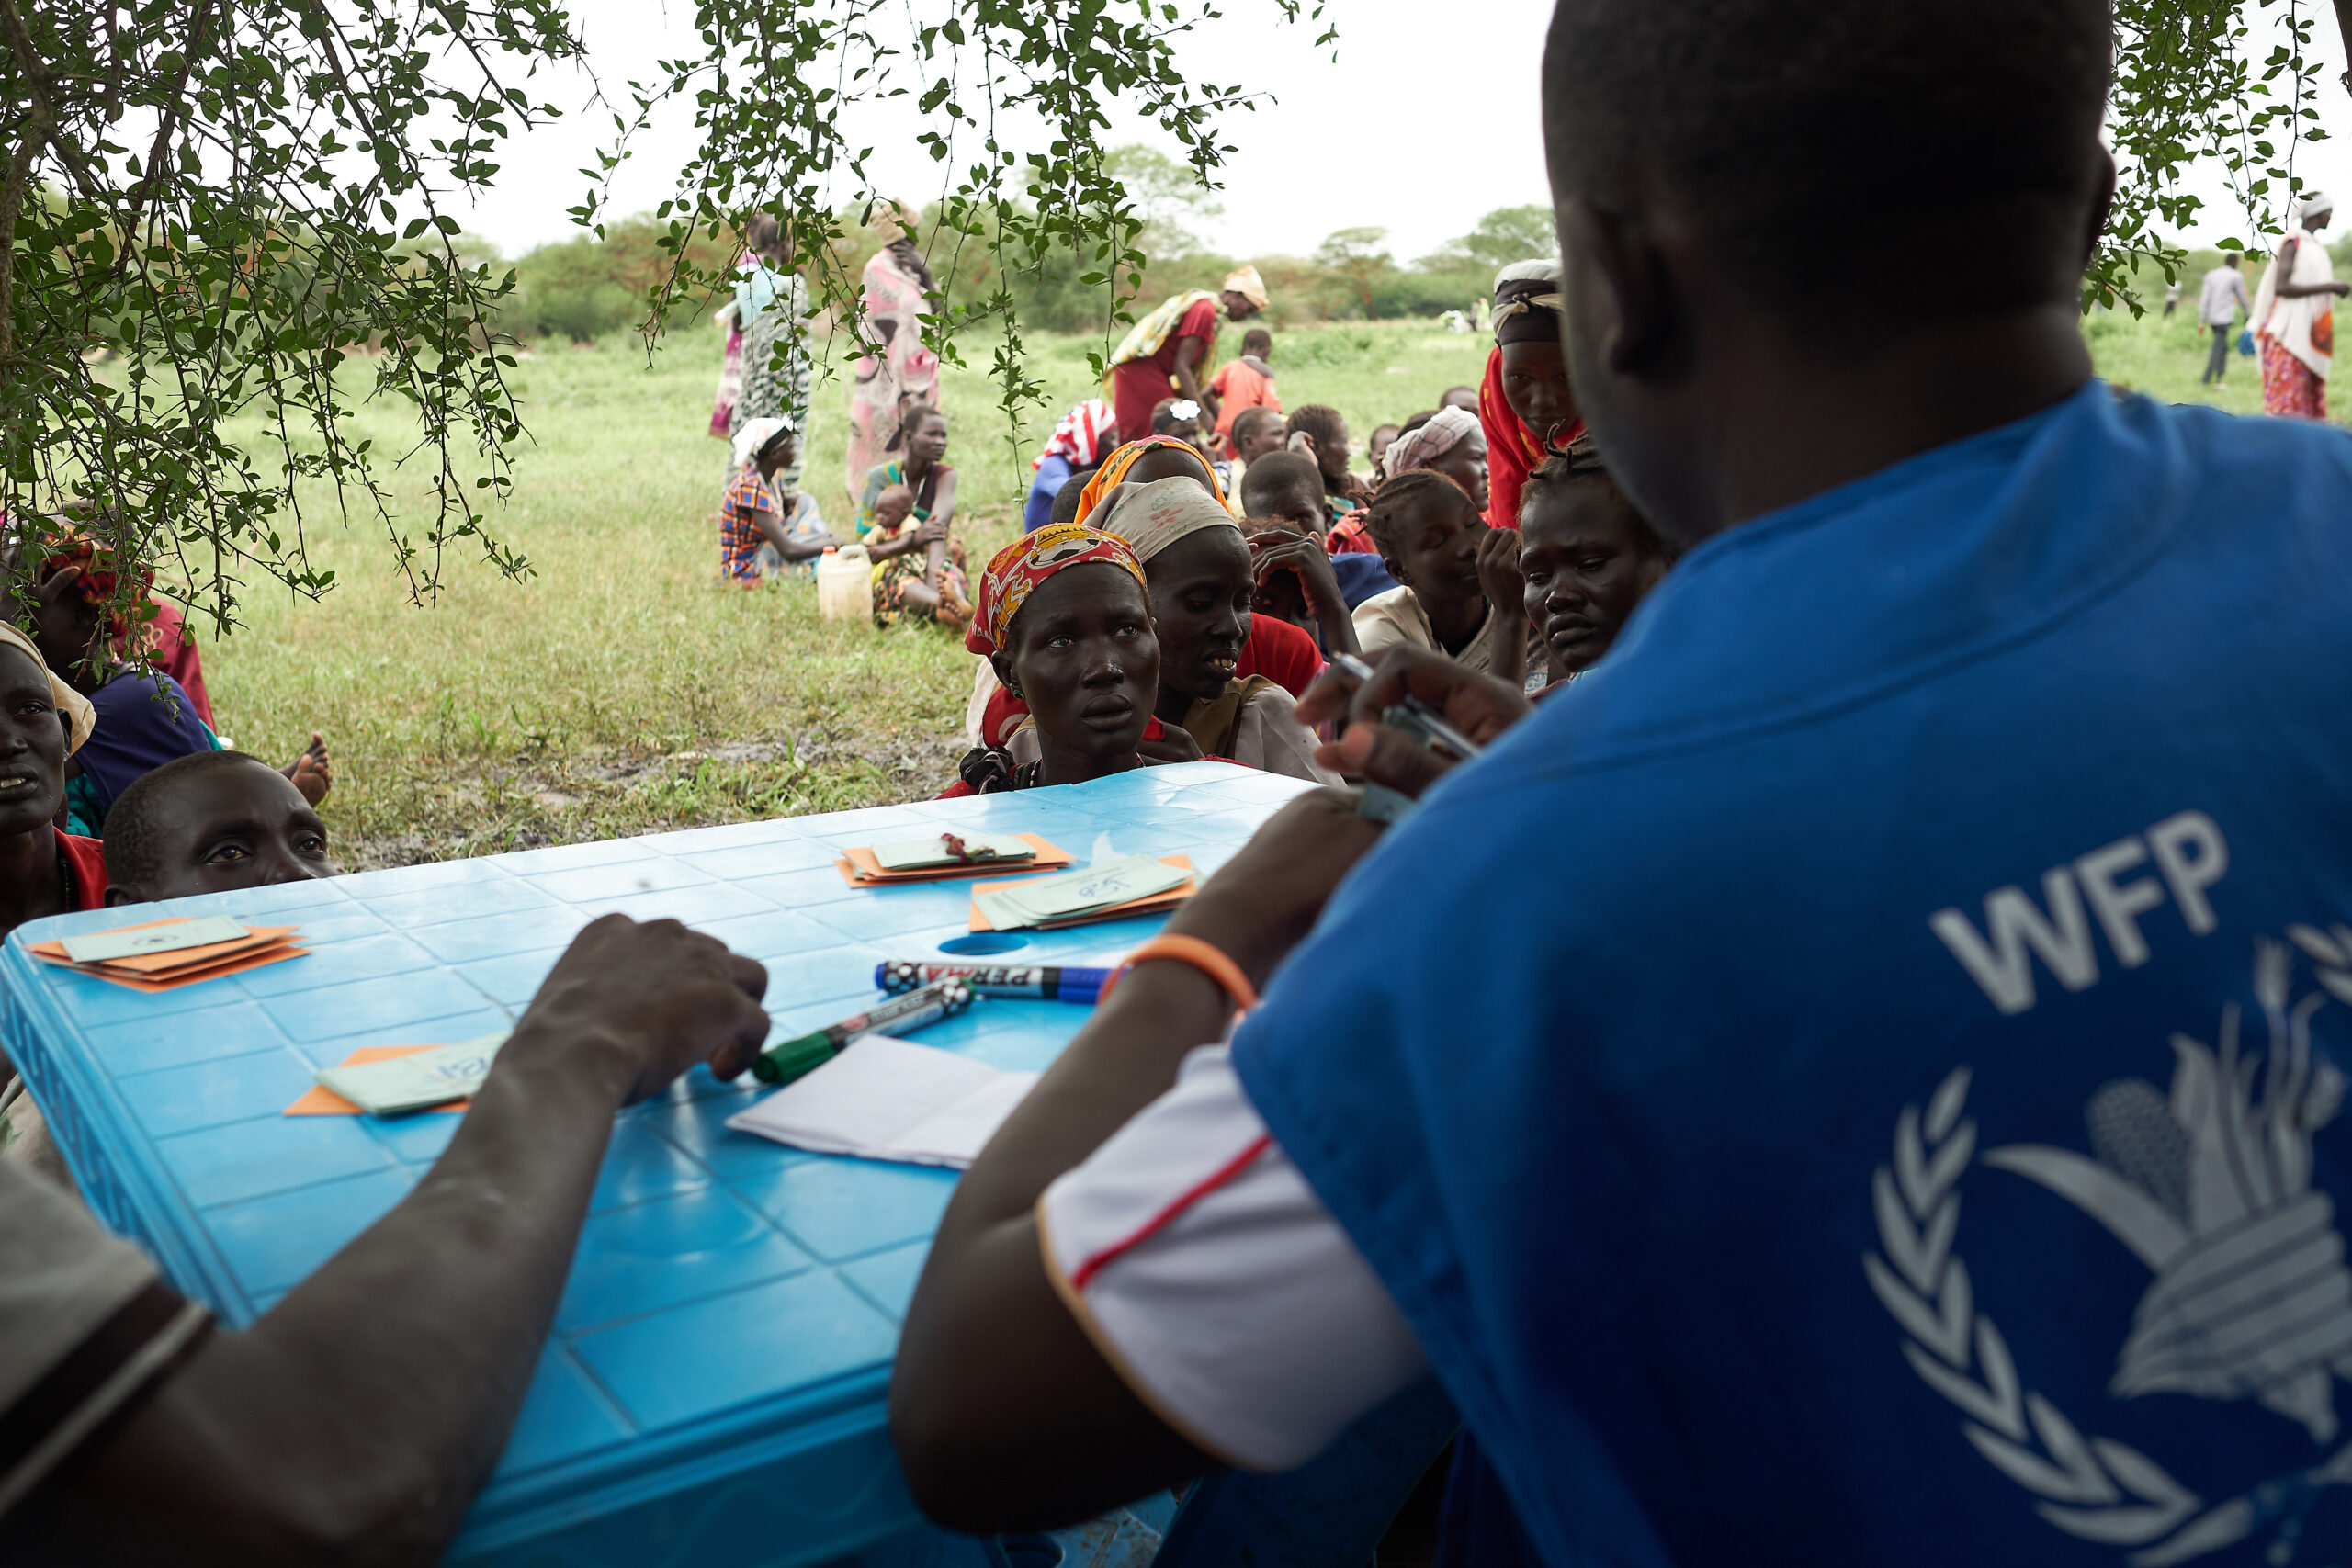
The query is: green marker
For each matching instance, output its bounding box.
[751,978,976,1085]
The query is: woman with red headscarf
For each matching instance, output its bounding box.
[944,523,1169,796]
[1480,260,1585,530]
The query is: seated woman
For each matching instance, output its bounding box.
[858,404,972,629]
[944,524,1163,795]
[720,418,834,586]
[1382,405,1491,519]
[1479,259,1585,536]
[0,623,103,1186]
[1023,399,1114,534]
[1091,478,1338,784]
[1351,470,1517,679]
[977,452,1326,749]
[1512,442,1680,695]
[32,539,332,835]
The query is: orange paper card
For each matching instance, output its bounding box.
[284,1045,471,1116]
[79,944,310,993]
[967,855,1195,932]
[32,920,308,992]
[836,833,1072,887]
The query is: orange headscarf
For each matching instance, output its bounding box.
[1069,435,1230,526]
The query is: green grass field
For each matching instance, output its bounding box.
[197,306,2306,868]
[203,320,1498,867]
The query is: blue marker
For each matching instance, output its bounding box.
[876,960,1111,1005]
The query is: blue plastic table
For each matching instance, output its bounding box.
[1,761,1313,1566]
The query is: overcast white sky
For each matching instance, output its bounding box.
[444,0,2352,265]
[446,0,1556,265]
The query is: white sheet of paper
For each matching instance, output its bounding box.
[724,1035,1040,1169]
[315,1032,511,1115]
[872,833,1035,872]
[62,916,251,964]
[973,852,1187,929]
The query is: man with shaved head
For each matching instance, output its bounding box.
[893,4,2352,1563]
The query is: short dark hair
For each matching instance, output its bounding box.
[1542,0,2111,315]
[1519,444,1679,561]
[1241,328,1273,355]
[1284,406,1349,474]
[1240,450,1322,513]
[1233,406,1283,445]
[1049,464,1100,527]
[1366,469,1476,555]
[104,750,277,890]
[1397,410,1440,436]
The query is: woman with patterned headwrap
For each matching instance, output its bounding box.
[1383,407,1491,515]
[845,200,942,502]
[1023,399,1116,533]
[1480,259,1585,532]
[1104,266,1268,457]
[1068,434,1231,525]
[943,524,1168,795]
[28,536,331,832]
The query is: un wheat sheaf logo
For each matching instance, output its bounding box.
[1868,931,2352,1565]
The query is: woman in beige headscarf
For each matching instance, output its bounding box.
[1085,477,1337,784]
[844,199,943,504]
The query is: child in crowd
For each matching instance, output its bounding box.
[1091,478,1336,784]
[1243,451,1396,610]
[945,525,1164,795]
[1208,328,1281,458]
[1284,404,1372,522]
[31,536,332,834]
[1223,407,1291,519]
[1353,469,1515,676]
[1510,443,1680,694]
[1365,423,1402,485]
[719,418,835,586]
[1024,399,1114,533]
[101,750,340,905]
[1440,384,1479,414]
[1239,518,1361,660]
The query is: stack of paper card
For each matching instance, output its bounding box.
[968,852,1194,931]
[725,1035,1038,1169]
[304,1032,511,1116]
[836,831,1072,886]
[29,915,307,992]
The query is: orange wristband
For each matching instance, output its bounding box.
[1099,933,1260,1013]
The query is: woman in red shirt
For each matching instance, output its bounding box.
[1479,259,1585,531]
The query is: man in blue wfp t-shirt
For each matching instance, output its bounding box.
[892,0,2352,1563]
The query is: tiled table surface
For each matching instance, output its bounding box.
[3,762,1311,1565]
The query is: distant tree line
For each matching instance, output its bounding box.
[484,146,1555,343]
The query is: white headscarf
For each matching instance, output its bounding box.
[1093,477,1241,563]
[1222,265,1271,310]
[730,415,795,469]
[1383,407,1485,480]
[2303,191,2336,222]
[0,624,94,755]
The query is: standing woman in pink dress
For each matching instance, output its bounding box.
[844,200,942,506]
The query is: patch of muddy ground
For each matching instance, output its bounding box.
[338,724,969,872]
